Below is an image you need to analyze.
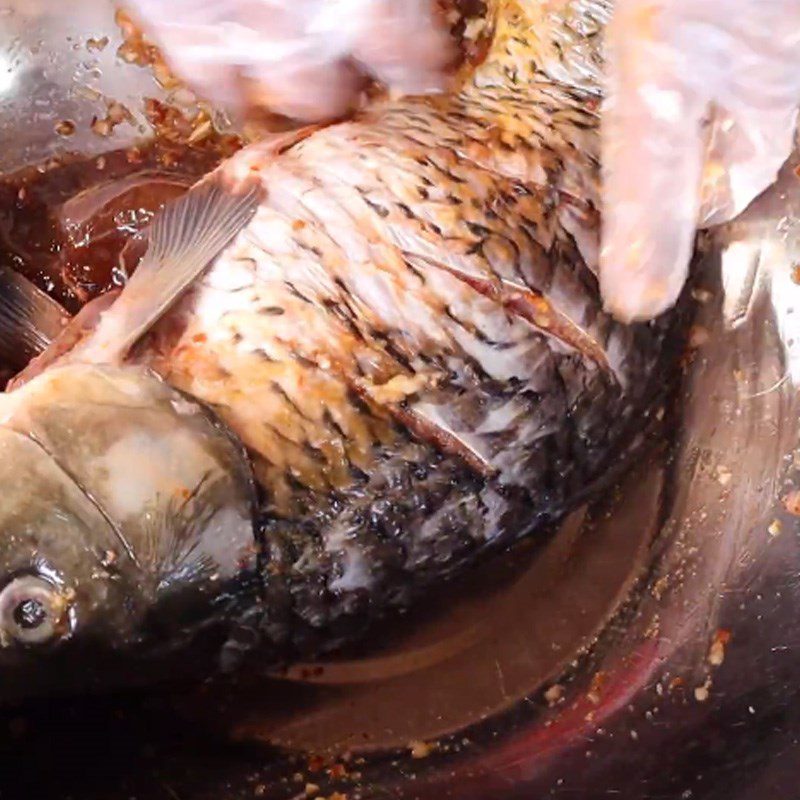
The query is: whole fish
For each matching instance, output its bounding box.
[0,0,682,701]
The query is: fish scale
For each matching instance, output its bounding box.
[291,112,609,363]
[120,0,686,666]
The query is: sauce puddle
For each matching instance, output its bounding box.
[0,137,240,315]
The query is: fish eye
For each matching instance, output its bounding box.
[0,576,70,646]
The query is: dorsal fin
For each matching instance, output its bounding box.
[0,267,70,370]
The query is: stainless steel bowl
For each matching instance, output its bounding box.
[1,3,799,799]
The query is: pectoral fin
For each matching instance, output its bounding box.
[81,171,262,363]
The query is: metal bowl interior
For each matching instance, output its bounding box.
[1,3,799,799]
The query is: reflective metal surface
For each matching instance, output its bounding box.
[1,3,800,799]
[0,1,170,172]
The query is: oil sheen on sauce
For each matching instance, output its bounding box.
[0,138,241,315]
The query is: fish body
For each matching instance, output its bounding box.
[0,0,683,696]
[136,0,673,665]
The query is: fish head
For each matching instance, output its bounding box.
[0,363,258,701]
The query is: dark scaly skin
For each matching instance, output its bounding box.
[137,0,684,670]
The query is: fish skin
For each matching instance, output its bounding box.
[119,0,684,668]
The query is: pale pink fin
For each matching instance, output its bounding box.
[80,171,262,364]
